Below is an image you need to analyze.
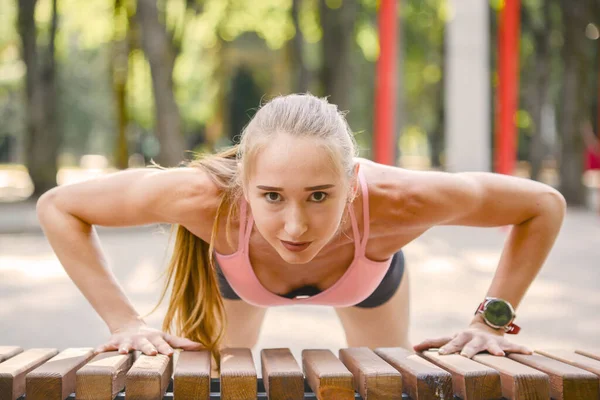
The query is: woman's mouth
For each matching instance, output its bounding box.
[280,240,312,252]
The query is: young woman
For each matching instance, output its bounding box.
[37,94,565,369]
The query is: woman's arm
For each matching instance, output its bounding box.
[36,167,219,333]
[400,170,566,309]
[395,170,566,356]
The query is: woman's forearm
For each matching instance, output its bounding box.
[474,191,566,317]
[37,195,145,333]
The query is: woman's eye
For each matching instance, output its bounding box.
[265,192,281,202]
[310,192,328,202]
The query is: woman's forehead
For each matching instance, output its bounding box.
[249,136,342,177]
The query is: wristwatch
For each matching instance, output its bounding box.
[475,297,521,334]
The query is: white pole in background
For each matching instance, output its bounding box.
[445,0,491,172]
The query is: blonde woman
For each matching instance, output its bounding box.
[37,94,565,369]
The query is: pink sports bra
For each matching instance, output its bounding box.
[214,169,393,307]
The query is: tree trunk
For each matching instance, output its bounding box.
[525,2,552,181]
[136,0,185,167]
[319,0,358,112]
[113,0,130,170]
[289,0,311,92]
[18,0,60,197]
[557,0,594,205]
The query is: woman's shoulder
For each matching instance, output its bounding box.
[170,166,229,239]
[358,160,444,231]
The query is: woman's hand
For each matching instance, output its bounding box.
[413,321,532,358]
[94,321,204,356]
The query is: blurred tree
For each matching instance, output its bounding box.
[112,0,132,169]
[289,0,311,92]
[227,65,261,144]
[557,0,597,205]
[319,0,358,112]
[17,0,60,196]
[520,0,555,181]
[135,0,185,167]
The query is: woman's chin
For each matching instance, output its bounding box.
[276,243,320,264]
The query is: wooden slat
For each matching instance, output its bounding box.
[173,350,211,400]
[25,347,94,400]
[472,353,549,400]
[220,348,257,400]
[302,349,355,400]
[576,349,600,362]
[125,354,173,400]
[261,348,304,400]
[75,351,133,400]
[536,349,600,377]
[0,348,22,364]
[339,347,402,400]
[420,350,502,400]
[509,353,599,400]
[0,348,58,400]
[375,347,453,400]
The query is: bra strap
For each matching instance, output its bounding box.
[237,199,248,253]
[348,201,361,258]
[357,168,370,253]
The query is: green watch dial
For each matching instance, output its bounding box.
[483,299,513,327]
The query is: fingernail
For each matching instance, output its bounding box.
[438,349,446,355]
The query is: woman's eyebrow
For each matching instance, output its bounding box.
[256,184,335,191]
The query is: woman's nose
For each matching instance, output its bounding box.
[284,207,308,239]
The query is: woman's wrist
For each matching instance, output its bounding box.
[469,313,504,336]
[108,315,147,334]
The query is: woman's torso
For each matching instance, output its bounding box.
[183,158,427,296]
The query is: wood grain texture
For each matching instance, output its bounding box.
[220,348,257,400]
[75,351,133,400]
[576,349,600,362]
[125,353,173,400]
[0,348,58,400]
[420,350,502,400]
[374,347,452,400]
[25,347,94,400]
[536,349,600,377]
[472,353,549,400]
[509,353,599,400]
[302,349,355,400]
[261,348,304,400]
[173,350,211,400]
[0,348,22,364]
[339,347,402,400]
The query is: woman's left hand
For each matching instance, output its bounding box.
[412,321,533,358]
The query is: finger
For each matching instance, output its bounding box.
[94,342,118,354]
[439,333,471,355]
[486,341,505,357]
[413,337,454,352]
[164,333,204,351]
[151,337,174,356]
[136,338,158,356]
[501,342,533,355]
[119,341,133,355]
[459,336,487,358]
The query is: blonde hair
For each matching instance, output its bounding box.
[152,93,358,368]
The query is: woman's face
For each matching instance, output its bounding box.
[244,134,352,264]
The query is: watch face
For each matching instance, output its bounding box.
[484,299,513,327]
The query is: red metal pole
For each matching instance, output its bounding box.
[374,0,398,166]
[495,0,521,175]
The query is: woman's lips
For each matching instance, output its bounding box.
[280,240,312,252]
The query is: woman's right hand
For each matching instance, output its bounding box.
[94,322,205,356]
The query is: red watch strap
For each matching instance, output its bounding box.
[505,323,520,334]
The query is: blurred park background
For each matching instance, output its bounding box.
[1,0,600,364]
